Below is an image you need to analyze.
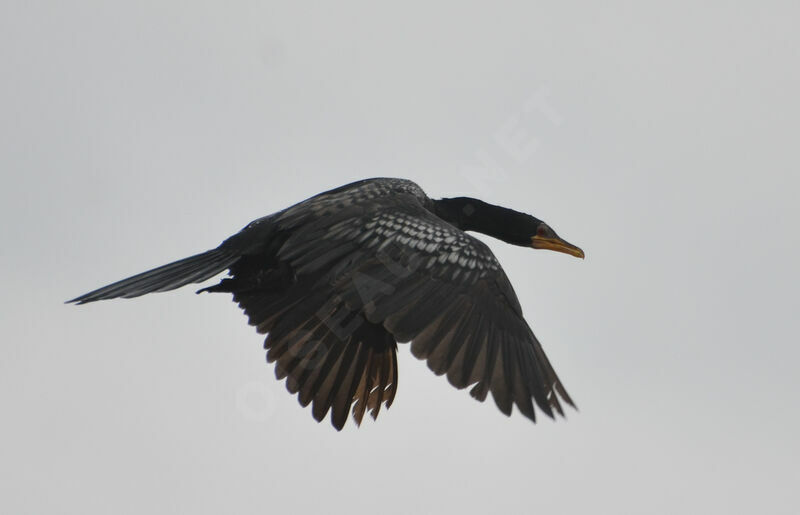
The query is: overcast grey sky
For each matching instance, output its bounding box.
[2,2,798,514]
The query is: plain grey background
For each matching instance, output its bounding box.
[2,2,798,514]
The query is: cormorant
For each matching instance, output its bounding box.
[68,178,584,430]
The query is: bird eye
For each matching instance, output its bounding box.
[536,225,550,237]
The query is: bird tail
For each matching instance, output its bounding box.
[66,248,240,304]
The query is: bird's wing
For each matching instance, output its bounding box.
[276,194,574,422]
[233,278,399,431]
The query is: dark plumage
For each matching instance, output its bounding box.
[68,178,584,430]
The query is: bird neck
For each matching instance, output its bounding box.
[432,197,533,246]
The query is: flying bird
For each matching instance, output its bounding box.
[68,178,584,430]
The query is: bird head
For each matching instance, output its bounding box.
[529,221,584,258]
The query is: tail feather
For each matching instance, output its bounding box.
[67,248,240,304]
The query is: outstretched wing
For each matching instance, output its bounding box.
[276,193,574,422]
